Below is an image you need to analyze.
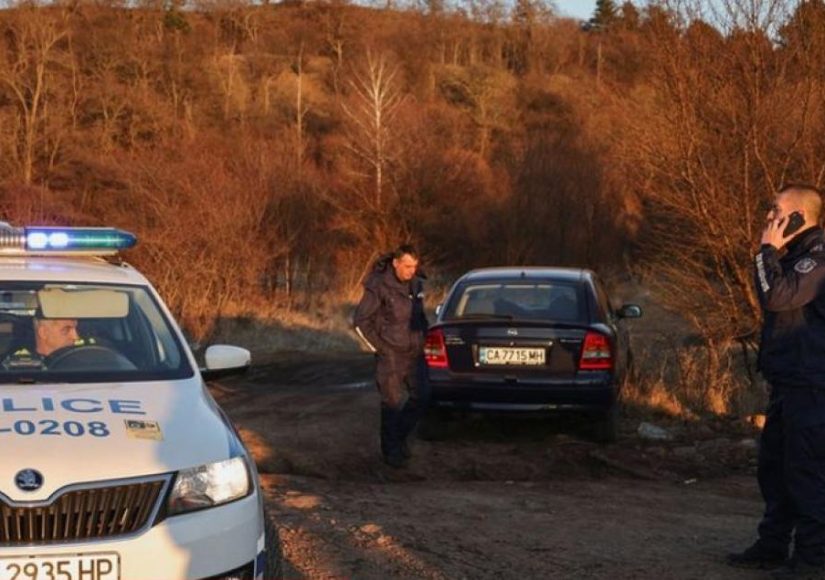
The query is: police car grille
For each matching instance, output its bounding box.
[0,480,165,543]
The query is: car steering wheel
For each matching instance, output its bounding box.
[46,344,137,371]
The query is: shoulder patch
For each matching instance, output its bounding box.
[795,258,818,274]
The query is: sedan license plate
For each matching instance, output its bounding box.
[0,553,119,580]
[479,346,545,366]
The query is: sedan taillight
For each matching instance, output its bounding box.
[424,329,449,369]
[579,331,613,371]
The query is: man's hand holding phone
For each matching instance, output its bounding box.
[762,211,805,250]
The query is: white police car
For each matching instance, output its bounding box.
[0,224,280,580]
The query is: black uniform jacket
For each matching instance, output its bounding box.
[755,226,825,387]
[353,257,428,356]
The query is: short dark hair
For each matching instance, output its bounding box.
[393,244,418,260]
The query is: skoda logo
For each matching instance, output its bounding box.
[15,469,43,492]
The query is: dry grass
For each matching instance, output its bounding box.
[622,343,768,421]
[203,298,365,358]
[614,280,767,420]
[202,287,451,358]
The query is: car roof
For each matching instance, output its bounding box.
[458,267,594,284]
[0,256,149,285]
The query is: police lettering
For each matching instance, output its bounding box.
[0,397,145,415]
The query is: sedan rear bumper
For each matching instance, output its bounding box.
[428,372,617,413]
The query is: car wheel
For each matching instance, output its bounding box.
[417,408,453,441]
[264,514,284,580]
[592,404,619,444]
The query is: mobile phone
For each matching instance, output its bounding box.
[783,211,805,237]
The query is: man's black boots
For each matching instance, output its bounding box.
[380,406,406,468]
[727,541,788,570]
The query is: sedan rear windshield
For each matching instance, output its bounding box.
[444,282,585,323]
[0,282,193,384]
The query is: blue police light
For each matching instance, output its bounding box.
[24,227,136,252]
[0,223,137,255]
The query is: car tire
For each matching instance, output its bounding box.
[417,408,452,441]
[264,514,284,580]
[592,404,619,444]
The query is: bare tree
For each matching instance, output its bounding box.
[293,43,308,171]
[437,63,516,157]
[603,0,825,408]
[340,49,404,213]
[0,7,69,184]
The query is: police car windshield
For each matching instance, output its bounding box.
[0,282,193,383]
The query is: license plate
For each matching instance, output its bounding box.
[0,553,119,580]
[479,347,546,366]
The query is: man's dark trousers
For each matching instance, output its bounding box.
[376,350,430,460]
[758,384,825,564]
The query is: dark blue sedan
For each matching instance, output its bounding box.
[424,267,642,442]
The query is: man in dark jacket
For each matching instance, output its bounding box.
[354,245,430,468]
[729,184,825,578]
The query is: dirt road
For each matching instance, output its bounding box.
[212,353,770,579]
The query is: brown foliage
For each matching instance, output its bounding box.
[0,0,820,368]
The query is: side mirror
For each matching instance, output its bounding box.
[618,304,643,319]
[435,303,443,317]
[201,345,251,381]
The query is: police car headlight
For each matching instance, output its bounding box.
[168,457,251,515]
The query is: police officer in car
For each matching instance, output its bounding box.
[2,317,82,370]
[354,245,429,468]
[728,184,825,578]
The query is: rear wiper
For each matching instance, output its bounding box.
[453,314,514,320]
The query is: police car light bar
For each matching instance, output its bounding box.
[0,223,137,256]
